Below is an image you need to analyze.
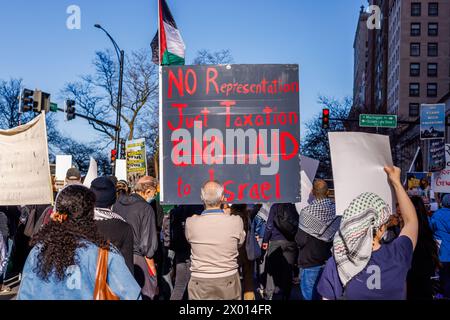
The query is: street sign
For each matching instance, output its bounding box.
[49,102,58,112]
[359,114,397,128]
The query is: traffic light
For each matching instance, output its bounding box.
[65,100,76,121]
[20,89,34,113]
[33,90,51,113]
[111,149,117,163]
[119,139,126,159]
[322,108,330,129]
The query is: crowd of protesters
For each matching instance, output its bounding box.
[0,164,449,300]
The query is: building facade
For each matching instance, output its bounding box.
[352,0,450,175]
[387,0,450,120]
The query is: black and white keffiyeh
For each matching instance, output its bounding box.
[298,198,340,242]
[94,208,126,222]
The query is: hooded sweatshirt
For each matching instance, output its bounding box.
[113,194,158,259]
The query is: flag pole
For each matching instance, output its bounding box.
[157,0,164,200]
[158,0,161,65]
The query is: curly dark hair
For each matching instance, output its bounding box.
[410,196,441,269]
[31,185,109,281]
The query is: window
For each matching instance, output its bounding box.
[428,43,438,57]
[409,103,420,117]
[428,23,438,36]
[427,83,437,97]
[410,43,421,56]
[410,63,420,76]
[411,2,421,16]
[429,2,438,16]
[428,63,438,77]
[411,23,421,36]
[410,83,420,97]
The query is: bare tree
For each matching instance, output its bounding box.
[61,49,159,149]
[0,78,35,129]
[302,96,352,179]
[192,49,234,65]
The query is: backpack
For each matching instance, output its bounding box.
[273,204,299,241]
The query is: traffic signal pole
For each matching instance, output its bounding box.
[56,107,118,130]
[322,117,450,126]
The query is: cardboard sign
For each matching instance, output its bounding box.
[295,155,319,213]
[126,138,148,187]
[115,159,127,182]
[160,64,301,204]
[0,113,53,205]
[55,155,72,181]
[432,144,450,193]
[407,172,432,206]
[329,132,395,216]
[83,157,98,188]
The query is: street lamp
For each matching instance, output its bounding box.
[94,24,124,167]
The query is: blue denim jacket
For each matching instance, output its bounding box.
[253,215,266,240]
[17,242,141,300]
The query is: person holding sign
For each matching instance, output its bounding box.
[317,166,418,300]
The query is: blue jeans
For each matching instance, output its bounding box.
[0,238,13,284]
[299,265,324,300]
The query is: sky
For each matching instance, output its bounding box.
[0,0,365,144]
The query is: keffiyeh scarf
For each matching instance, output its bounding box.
[299,198,340,242]
[94,208,126,222]
[333,192,391,287]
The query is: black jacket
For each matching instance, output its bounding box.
[113,194,158,259]
[95,219,134,274]
[295,228,332,268]
[170,205,204,261]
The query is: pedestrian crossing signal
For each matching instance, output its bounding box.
[322,108,330,129]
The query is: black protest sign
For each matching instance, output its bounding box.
[160,64,300,204]
[428,139,446,172]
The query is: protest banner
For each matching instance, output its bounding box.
[428,139,445,172]
[295,155,319,213]
[160,64,301,204]
[407,172,432,207]
[115,159,127,182]
[329,132,395,216]
[126,138,147,187]
[420,104,445,140]
[0,113,53,205]
[55,155,72,181]
[83,157,98,188]
[432,144,450,193]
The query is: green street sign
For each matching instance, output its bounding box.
[359,114,397,128]
[50,102,58,112]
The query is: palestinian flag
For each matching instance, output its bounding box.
[151,0,185,65]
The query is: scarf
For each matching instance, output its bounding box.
[94,208,126,222]
[298,198,340,242]
[333,192,391,287]
[256,203,271,222]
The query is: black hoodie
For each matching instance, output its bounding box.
[113,194,158,259]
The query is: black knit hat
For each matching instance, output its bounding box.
[90,177,117,208]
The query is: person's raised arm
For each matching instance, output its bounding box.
[384,166,418,249]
